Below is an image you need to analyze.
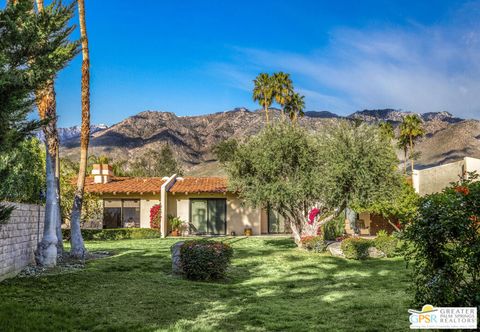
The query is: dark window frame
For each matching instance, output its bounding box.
[267,205,289,234]
[102,198,141,229]
[189,198,227,235]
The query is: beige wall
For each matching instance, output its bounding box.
[98,192,264,234]
[140,195,161,228]
[345,212,371,235]
[100,194,160,229]
[260,209,268,234]
[0,203,44,281]
[412,157,480,196]
[166,192,262,235]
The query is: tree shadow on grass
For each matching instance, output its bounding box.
[0,239,410,332]
[263,237,297,249]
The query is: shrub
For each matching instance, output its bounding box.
[150,204,161,229]
[404,173,480,307]
[168,215,186,232]
[341,237,373,260]
[62,228,161,241]
[323,212,346,241]
[374,231,400,257]
[180,240,233,281]
[300,236,328,252]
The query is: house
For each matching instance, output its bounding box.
[412,157,480,196]
[84,164,288,237]
[343,156,480,236]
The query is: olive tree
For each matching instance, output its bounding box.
[224,121,402,245]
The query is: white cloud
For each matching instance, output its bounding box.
[212,4,480,119]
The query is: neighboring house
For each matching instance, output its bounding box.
[412,157,480,196]
[344,212,397,236]
[343,156,480,236]
[84,164,287,237]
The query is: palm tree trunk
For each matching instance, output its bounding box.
[264,99,269,124]
[403,147,407,175]
[35,0,43,11]
[70,0,89,259]
[55,148,63,257]
[409,136,414,174]
[35,81,59,267]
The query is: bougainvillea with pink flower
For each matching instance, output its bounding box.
[308,208,320,225]
[150,204,161,229]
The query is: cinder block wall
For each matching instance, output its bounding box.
[0,203,44,281]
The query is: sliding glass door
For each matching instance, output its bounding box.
[190,199,226,235]
[103,199,140,229]
[268,207,288,233]
[191,200,209,234]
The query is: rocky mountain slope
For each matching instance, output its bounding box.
[60,108,480,175]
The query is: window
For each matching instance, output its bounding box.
[268,207,289,234]
[190,199,226,235]
[103,199,140,229]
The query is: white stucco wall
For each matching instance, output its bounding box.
[412,158,471,196]
[466,157,480,174]
[140,196,161,228]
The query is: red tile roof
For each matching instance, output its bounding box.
[83,176,228,195]
[84,176,166,194]
[169,177,228,193]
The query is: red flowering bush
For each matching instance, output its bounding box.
[308,208,320,225]
[404,172,480,307]
[150,204,161,229]
[180,240,233,280]
[454,185,470,195]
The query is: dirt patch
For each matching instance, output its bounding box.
[18,251,113,278]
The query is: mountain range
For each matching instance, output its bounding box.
[37,124,109,143]
[59,108,480,176]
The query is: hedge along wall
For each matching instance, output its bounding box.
[0,203,44,281]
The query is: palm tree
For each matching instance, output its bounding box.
[272,72,293,119]
[378,121,395,141]
[285,92,305,124]
[400,114,425,174]
[70,0,90,258]
[34,0,60,266]
[253,73,274,124]
[397,135,409,175]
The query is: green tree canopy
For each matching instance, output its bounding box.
[60,158,101,226]
[361,179,420,231]
[253,73,274,123]
[212,138,239,164]
[0,138,45,204]
[130,145,183,177]
[284,92,305,123]
[224,121,402,244]
[404,173,480,307]
[399,114,425,174]
[0,0,79,222]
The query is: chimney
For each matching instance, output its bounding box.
[92,164,113,183]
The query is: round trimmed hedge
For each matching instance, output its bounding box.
[180,240,233,281]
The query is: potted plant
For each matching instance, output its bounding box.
[169,216,185,236]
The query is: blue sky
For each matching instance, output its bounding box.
[9,0,480,126]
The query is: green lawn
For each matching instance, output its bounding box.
[0,237,411,331]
